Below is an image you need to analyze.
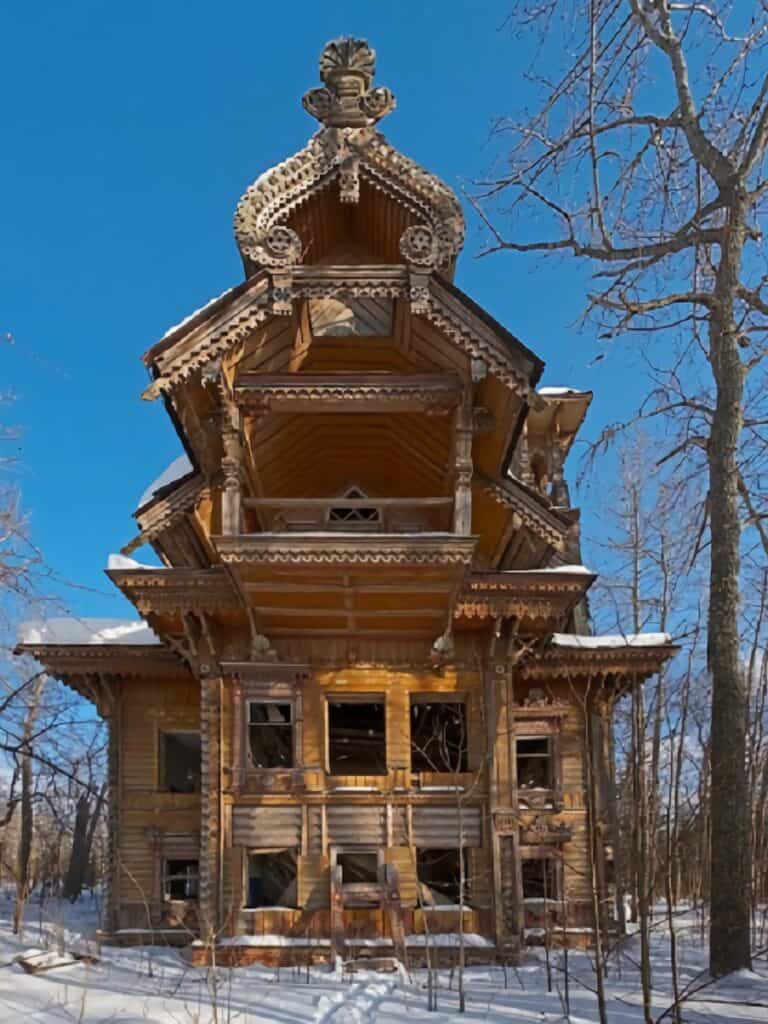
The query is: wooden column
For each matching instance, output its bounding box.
[453,397,474,534]
[104,684,121,935]
[199,673,222,940]
[221,405,242,536]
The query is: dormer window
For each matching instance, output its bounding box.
[327,488,381,527]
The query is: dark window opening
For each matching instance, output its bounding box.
[410,701,467,773]
[328,701,386,775]
[248,702,293,769]
[246,850,297,908]
[522,858,558,900]
[163,858,199,900]
[337,851,379,884]
[517,737,553,790]
[328,488,381,526]
[417,848,466,906]
[161,732,201,793]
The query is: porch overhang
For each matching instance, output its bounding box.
[214,532,476,637]
[453,568,595,634]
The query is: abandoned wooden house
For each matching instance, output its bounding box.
[18,38,675,964]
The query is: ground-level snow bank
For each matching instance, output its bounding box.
[0,898,766,1023]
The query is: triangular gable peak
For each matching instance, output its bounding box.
[234,38,464,277]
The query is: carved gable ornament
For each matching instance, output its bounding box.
[234,37,465,280]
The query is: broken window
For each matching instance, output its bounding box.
[337,851,379,884]
[327,487,381,526]
[328,699,386,775]
[417,848,467,906]
[522,858,558,900]
[160,732,201,793]
[163,858,199,900]
[410,699,467,773]
[517,736,553,790]
[248,702,294,769]
[245,849,297,908]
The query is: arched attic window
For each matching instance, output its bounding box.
[327,487,381,527]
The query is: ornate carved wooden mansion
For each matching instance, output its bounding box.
[19,39,675,963]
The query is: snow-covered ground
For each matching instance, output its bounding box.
[0,895,765,1023]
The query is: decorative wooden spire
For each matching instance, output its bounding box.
[302,37,395,128]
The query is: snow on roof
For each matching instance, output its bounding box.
[157,286,236,343]
[552,632,672,649]
[136,453,193,511]
[538,386,592,397]
[497,564,594,576]
[18,617,161,647]
[107,553,165,571]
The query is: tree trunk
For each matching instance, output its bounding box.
[708,191,751,976]
[62,795,91,902]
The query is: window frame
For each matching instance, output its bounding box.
[158,729,202,794]
[233,681,303,791]
[161,857,200,902]
[512,716,564,809]
[245,698,296,772]
[409,693,469,775]
[325,694,388,778]
[242,847,298,910]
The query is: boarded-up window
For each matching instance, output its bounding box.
[416,848,467,906]
[248,702,293,769]
[246,850,297,908]
[517,736,553,790]
[410,700,467,773]
[328,700,386,775]
[160,732,201,793]
[163,858,199,900]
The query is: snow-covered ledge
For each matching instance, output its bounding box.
[551,632,672,649]
[18,617,161,646]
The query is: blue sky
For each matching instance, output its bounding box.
[1,1,645,620]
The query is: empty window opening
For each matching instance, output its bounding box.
[517,737,553,790]
[248,702,293,769]
[328,700,386,775]
[328,488,381,526]
[246,850,297,908]
[417,848,467,906]
[161,732,201,793]
[163,858,199,900]
[522,858,558,901]
[337,851,379,884]
[410,700,467,773]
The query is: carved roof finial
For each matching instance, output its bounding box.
[302,37,395,128]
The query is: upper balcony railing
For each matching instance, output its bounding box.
[240,496,455,535]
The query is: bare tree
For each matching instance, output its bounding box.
[474,1,768,975]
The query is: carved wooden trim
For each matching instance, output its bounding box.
[235,372,462,415]
[107,568,240,615]
[477,473,570,552]
[198,675,221,937]
[214,533,476,567]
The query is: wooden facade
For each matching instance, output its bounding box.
[18,38,675,962]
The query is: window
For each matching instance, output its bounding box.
[417,848,466,906]
[160,732,201,793]
[517,737,553,790]
[163,858,199,900]
[328,700,386,775]
[327,487,381,526]
[248,702,293,769]
[410,699,467,773]
[522,858,558,900]
[246,850,297,908]
[337,851,379,884]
